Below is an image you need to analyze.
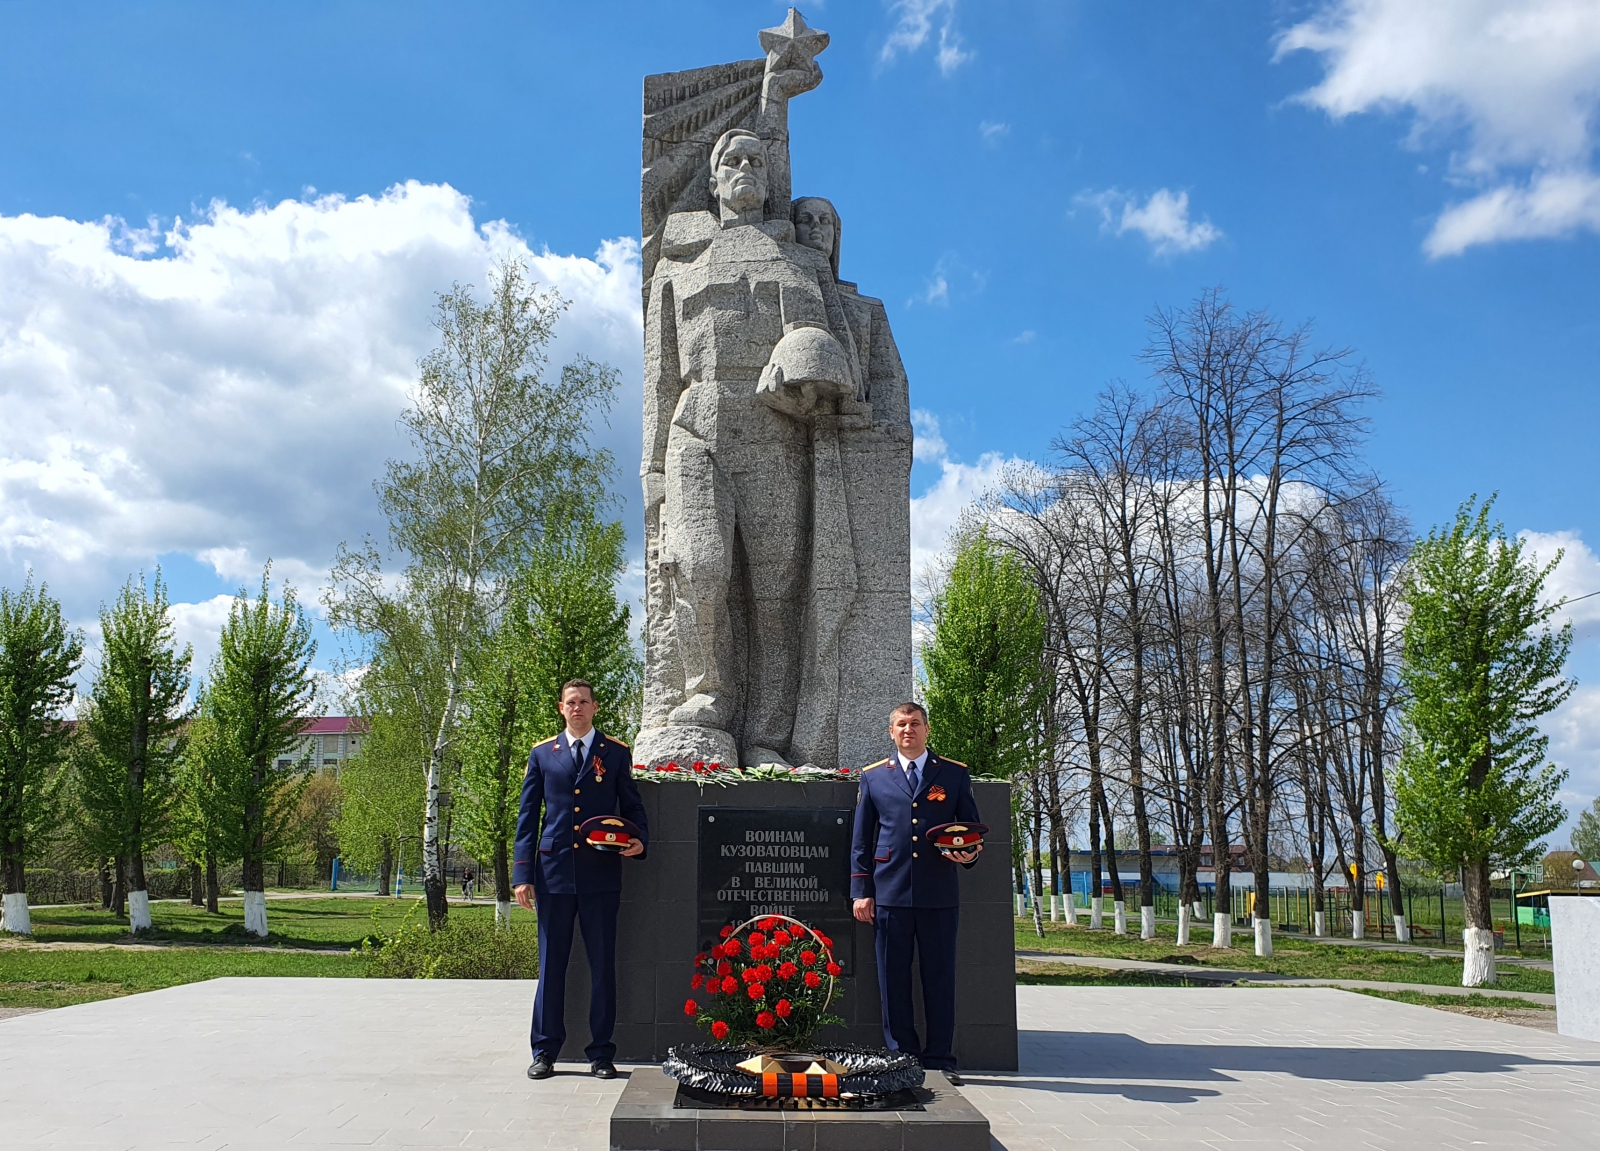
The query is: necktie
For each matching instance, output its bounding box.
[573,738,585,774]
[904,757,920,795]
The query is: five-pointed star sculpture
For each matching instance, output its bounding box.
[759,8,829,73]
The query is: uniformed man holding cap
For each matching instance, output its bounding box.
[851,701,983,1084]
[513,678,647,1081]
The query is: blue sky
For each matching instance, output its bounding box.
[3,1,1600,833]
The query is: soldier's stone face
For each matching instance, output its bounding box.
[794,200,836,257]
[713,136,768,214]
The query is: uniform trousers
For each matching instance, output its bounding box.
[530,889,621,1063]
[873,903,959,1071]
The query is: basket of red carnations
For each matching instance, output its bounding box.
[665,915,924,1102]
[685,914,844,1048]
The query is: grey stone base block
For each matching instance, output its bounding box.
[609,1067,990,1151]
[632,724,739,770]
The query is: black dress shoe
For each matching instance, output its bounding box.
[590,1061,618,1079]
[527,1056,554,1080]
[944,1071,964,1086]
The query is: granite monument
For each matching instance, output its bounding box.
[634,8,915,773]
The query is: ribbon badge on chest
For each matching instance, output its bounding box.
[926,784,947,802]
[592,755,605,782]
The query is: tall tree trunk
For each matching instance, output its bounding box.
[1461,858,1496,986]
[204,852,219,914]
[1,840,32,936]
[97,857,113,910]
[126,663,153,934]
[1030,781,1045,938]
[378,839,394,899]
[189,860,203,906]
[1087,799,1104,929]
[111,855,127,919]
[243,756,268,937]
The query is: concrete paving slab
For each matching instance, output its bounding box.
[2,980,1597,1149]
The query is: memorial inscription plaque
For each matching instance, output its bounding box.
[697,806,856,974]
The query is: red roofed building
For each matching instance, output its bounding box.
[279,716,368,776]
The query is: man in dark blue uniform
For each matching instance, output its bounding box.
[513,679,647,1081]
[851,701,982,1084]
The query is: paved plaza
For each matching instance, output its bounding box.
[2,979,1595,1150]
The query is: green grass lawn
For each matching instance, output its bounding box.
[0,948,367,1009]
[1015,960,1211,988]
[18,895,526,950]
[1014,919,1556,995]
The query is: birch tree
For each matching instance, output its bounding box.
[328,258,617,929]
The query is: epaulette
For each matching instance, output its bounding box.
[532,736,558,750]
[605,735,631,750]
[938,756,968,769]
[862,758,889,771]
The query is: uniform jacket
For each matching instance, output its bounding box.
[850,750,982,909]
[512,730,648,896]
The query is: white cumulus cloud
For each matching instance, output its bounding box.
[0,181,642,668]
[907,411,1016,588]
[1078,188,1222,256]
[1276,0,1600,256]
[880,0,972,77]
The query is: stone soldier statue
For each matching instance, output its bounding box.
[635,9,913,772]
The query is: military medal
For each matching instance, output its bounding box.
[927,784,947,802]
[593,755,605,782]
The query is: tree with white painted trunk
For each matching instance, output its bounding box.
[1394,498,1571,987]
[457,516,639,927]
[208,572,318,939]
[328,259,618,931]
[78,573,191,934]
[0,581,82,935]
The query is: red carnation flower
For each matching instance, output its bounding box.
[772,930,790,944]
[826,962,842,977]
[839,768,850,775]
[711,1020,729,1040]
[710,944,724,960]
[720,925,733,939]
[684,998,698,1017]
[800,950,817,966]
[721,976,738,994]
[818,934,833,948]
[775,999,792,1018]
[778,961,798,980]
[717,960,732,977]
[749,932,766,948]
[756,1011,776,1030]
[709,761,722,770]
[724,938,742,956]
[695,953,708,965]
[804,970,821,988]
[748,983,765,1000]
[742,968,758,984]
[760,917,777,930]
[755,964,773,982]
[693,760,705,769]
[691,974,704,990]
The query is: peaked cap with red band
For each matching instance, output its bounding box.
[579,815,643,852]
[924,822,989,854]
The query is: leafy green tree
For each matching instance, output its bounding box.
[922,528,1047,777]
[0,580,83,934]
[1573,796,1600,862]
[1394,497,1571,986]
[456,515,640,921]
[335,710,425,897]
[77,572,191,932]
[328,258,619,929]
[208,571,317,937]
[173,707,240,913]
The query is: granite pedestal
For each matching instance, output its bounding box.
[608,1067,989,1151]
[557,779,1017,1070]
